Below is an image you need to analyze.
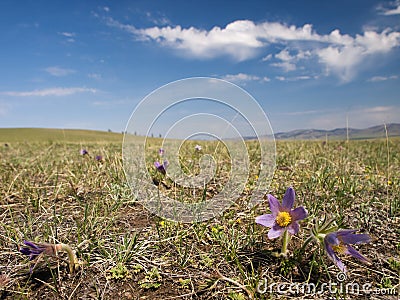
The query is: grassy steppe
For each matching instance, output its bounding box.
[0,129,399,299]
[0,128,124,143]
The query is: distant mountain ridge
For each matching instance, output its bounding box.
[274,123,400,140]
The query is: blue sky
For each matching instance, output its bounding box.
[0,0,399,134]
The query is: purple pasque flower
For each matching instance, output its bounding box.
[19,240,56,261]
[159,148,165,156]
[255,187,307,239]
[95,155,103,162]
[324,229,371,273]
[154,160,168,175]
[80,149,88,155]
[194,144,202,151]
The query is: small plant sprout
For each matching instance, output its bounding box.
[323,230,371,273]
[20,240,79,274]
[154,160,168,175]
[256,187,308,256]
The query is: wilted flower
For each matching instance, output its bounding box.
[19,240,57,261]
[256,187,307,239]
[154,160,168,175]
[195,145,202,151]
[324,229,371,273]
[20,240,79,273]
[80,149,88,155]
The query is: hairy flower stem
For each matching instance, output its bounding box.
[281,230,290,257]
[56,244,79,273]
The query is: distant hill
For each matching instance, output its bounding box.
[274,123,400,140]
[0,128,124,143]
[1,124,399,143]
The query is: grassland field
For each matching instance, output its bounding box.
[0,128,399,299]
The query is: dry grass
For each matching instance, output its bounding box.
[0,134,399,299]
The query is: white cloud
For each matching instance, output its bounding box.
[367,75,398,82]
[262,76,271,82]
[272,49,312,72]
[107,18,400,81]
[316,45,364,82]
[45,66,75,77]
[107,18,320,61]
[220,73,270,83]
[362,106,394,113]
[2,87,97,97]
[275,75,312,82]
[221,73,259,82]
[275,49,293,61]
[262,54,272,61]
[58,32,76,43]
[59,32,75,37]
[103,6,110,12]
[380,0,400,15]
[271,61,297,72]
[272,49,297,71]
[145,11,171,26]
[308,106,400,129]
[278,109,322,116]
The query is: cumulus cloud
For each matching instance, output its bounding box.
[107,18,320,61]
[2,87,97,97]
[106,18,400,81]
[45,66,75,77]
[315,29,400,81]
[271,49,312,72]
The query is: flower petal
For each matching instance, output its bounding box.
[345,245,371,263]
[339,232,371,245]
[282,187,295,210]
[19,247,31,256]
[267,194,281,215]
[325,232,339,246]
[154,162,161,168]
[287,221,299,235]
[267,224,285,239]
[255,214,275,228]
[163,160,169,168]
[324,238,347,273]
[23,240,39,249]
[290,206,307,221]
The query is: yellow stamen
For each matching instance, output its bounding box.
[276,211,292,227]
[332,243,347,255]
